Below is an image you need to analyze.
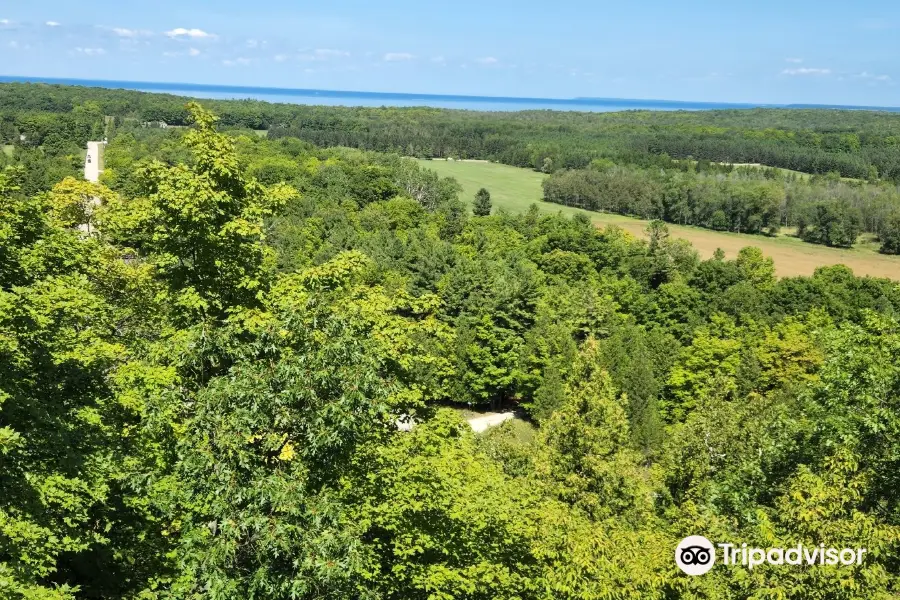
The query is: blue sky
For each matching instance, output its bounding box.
[1,0,898,105]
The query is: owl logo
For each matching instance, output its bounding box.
[675,536,716,575]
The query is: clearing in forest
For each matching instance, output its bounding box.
[418,158,900,280]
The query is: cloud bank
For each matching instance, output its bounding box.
[166,28,215,39]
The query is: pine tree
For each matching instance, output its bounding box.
[473,187,492,216]
[879,213,900,255]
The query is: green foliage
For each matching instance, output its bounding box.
[47,176,115,234]
[879,212,900,254]
[104,103,293,323]
[476,418,538,478]
[626,220,700,289]
[472,186,492,216]
[536,339,659,522]
[4,99,900,599]
[734,246,776,287]
[797,200,862,248]
[351,410,543,599]
[594,324,675,454]
[143,282,404,598]
[539,163,892,250]
[664,316,823,421]
[0,170,163,599]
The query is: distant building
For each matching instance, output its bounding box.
[80,141,107,236]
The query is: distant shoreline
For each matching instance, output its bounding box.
[3,75,899,113]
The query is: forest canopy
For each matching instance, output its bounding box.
[2,91,900,599]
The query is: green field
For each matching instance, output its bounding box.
[418,159,900,280]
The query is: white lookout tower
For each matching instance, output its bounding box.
[79,140,108,236]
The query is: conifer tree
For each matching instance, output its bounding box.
[473,187,492,216]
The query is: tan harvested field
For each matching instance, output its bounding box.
[419,159,900,280]
[595,217,900,279]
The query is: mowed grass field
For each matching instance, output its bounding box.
[418,159,900,280]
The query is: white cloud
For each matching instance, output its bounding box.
[75,47,106,56]
[475,56,499,65]
[45,21,61,27]
[189,47,201,57]
[222,57,252,67]
[431,55,446,63]
[166,28,215,39]
[274,54,289,62]
[782,67,831,76]
[0,19,10,25]
[384,52,414,61]
[785,58,803,63]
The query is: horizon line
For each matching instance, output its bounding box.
[1,74,899,112]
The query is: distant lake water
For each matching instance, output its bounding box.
[2,76,898,113]
[163,89,757,112]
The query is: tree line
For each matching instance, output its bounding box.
[542,163,900,251]
[4,81,900,181]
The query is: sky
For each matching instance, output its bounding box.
[1,0,899,106]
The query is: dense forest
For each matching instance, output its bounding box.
[3,82,900,253]
[6,82,900,178]
[4,81,900,181]
[3,91,900,599]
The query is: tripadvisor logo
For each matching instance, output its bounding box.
[675,536,867,575]
[675,536,716,575]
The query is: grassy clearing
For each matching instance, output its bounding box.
[418,159,900,280]
[2,145,13,157]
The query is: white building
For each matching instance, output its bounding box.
[79,141,107,235]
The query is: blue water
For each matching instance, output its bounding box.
[2,75,899,113]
